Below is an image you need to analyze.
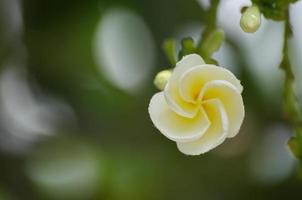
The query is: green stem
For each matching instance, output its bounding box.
[281,9,302,159]
[197,0,223,64]
[282,11,302,126]
[162,0,222,65]
[199,0,219,41]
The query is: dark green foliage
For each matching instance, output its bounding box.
[252,0,299,20]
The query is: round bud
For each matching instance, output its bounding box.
[153,69,172,90]
[240,5,261,33]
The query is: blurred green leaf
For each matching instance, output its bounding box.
[252,0,299,20]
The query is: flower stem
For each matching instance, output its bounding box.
[201,0,219,34]
[197,0,223,64]
[281,9,302,159]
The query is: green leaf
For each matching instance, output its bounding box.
[252,0,299,21]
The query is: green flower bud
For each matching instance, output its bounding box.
[200,29,225,57]
[240,5,261,33]
[153,69,172,90]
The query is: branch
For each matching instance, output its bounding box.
[281,9,302,160]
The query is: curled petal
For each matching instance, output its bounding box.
[149,92,210,142]
[198,80,244,138]
[173,54,205,76]
[177,99,228,155]
[179,65,243,103]
[164,54,205,118]
[164,88,199,118]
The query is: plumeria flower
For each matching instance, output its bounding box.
[149,54,244,155]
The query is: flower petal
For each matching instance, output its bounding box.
[198,80,244,138]
[179,65,243,103]
[173,54,205,76]
[164,86,198,118]
[149,92,210,142]
[164,54,205,118]
[177,99,228,155]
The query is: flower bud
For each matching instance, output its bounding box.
[240,5,261,33]
[153,69,172,90]
[201,29,225,57]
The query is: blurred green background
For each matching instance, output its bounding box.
[0,0,302,199]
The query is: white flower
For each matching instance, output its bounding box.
[148,54,245,155]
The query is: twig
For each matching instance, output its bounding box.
[281,9,302,159]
